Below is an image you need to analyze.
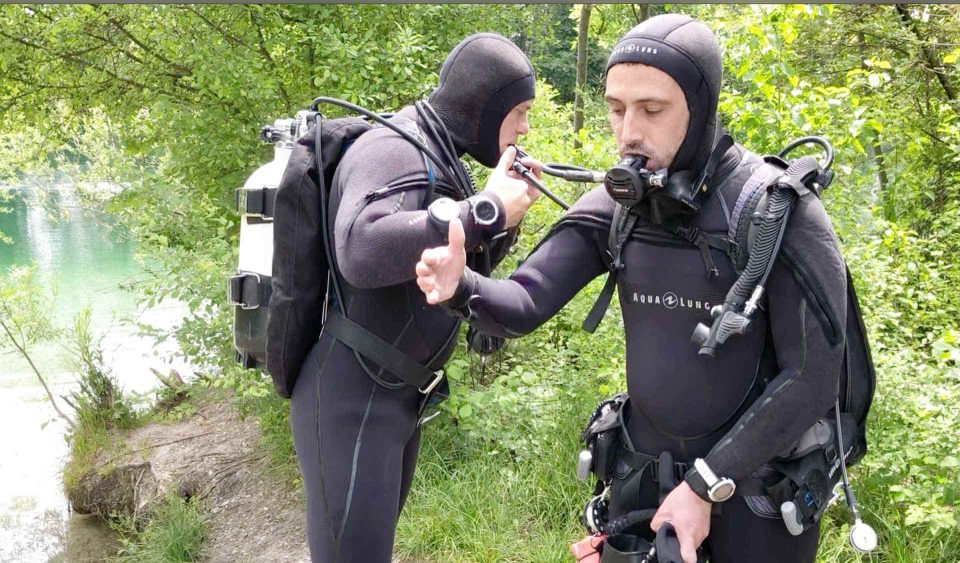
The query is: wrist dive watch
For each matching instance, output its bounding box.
[685,458,736,503]
[470,194,500,228]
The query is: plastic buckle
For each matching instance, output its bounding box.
[419,371,444,395]
[228,272,262,310]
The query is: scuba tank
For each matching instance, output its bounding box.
[229,112,315,369]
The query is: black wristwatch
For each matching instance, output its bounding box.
[684,458,736,503]
[470,194,500,228]
[427,197,462,242]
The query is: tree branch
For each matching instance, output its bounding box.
[249,7,291,109]
[0,308,75,430]
[895,4,957,102]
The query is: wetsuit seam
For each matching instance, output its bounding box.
[337,383,378,554]
[312,336,337,552]
[340,135,414,240]
[715,189,731,224]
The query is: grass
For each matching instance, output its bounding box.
[113,491,206,563]
[394,414,591,563]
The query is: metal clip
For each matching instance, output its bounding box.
[419,371,444,395]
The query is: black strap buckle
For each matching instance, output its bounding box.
[228,272,272,310]
[235,186,278,219]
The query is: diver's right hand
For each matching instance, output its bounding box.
[416,219,467,305]
[485,145,542,228]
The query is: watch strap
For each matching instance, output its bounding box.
[684,465,713,503]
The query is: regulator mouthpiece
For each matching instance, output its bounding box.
[604,156,652,208]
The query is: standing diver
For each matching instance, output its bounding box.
[288,33,543,562]
[416,15,848,563]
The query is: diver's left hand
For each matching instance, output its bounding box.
[651,482,711,563]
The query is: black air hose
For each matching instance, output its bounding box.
[603,508,658,536]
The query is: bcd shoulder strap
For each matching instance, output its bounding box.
[582,205,637,333]
[317,111,448,393]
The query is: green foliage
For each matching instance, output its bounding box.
[0,266,61,346]
[396,414,588,563]
[62,308,143,494]
[2,5,960,561]
[113,491,206,563]
[67,308,139,432]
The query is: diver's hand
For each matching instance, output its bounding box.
[485,146,542,228]
[651,482,711,563]
[416,219,467,304]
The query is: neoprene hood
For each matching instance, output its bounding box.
[428,33,536,168]
[605,15,722,175]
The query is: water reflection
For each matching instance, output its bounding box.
[1,179,191,560]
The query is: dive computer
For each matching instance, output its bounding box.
[427,197,462,242]
[685,458,736,503]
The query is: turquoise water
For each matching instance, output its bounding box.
[0,179,190,561]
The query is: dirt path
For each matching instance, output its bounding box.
[72,397,309,562]
[69,394,435,562]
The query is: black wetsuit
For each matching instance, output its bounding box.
[286,30,537,561]
[447,143,848,562]
[288,104,516,562]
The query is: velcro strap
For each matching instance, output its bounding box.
[235,186,278,218]
[324,311,441,391]
[228,272,272,309]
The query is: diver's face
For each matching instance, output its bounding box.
[498,100,533,153]
[605,63,689,171]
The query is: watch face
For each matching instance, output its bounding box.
[711,480,736,502]
[474,200,497,223]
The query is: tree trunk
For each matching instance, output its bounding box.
[857,30,890,210]
[574,4,592,150]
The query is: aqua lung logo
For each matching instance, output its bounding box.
[631,291,711,313]
[611,43,659,57]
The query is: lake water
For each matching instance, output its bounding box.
[0,179,192,562]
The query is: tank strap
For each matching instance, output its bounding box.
[324,311,444,394]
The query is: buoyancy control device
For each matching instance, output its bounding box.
[572,136,877,553]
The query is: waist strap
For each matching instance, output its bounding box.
[618,441,690,483]
[324,311,443,394]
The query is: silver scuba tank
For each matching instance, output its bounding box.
[228,112,313,369]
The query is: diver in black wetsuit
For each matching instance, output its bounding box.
[416,15,847,563]
[289,33,543,563]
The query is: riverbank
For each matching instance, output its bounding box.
[64,389,311,562]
